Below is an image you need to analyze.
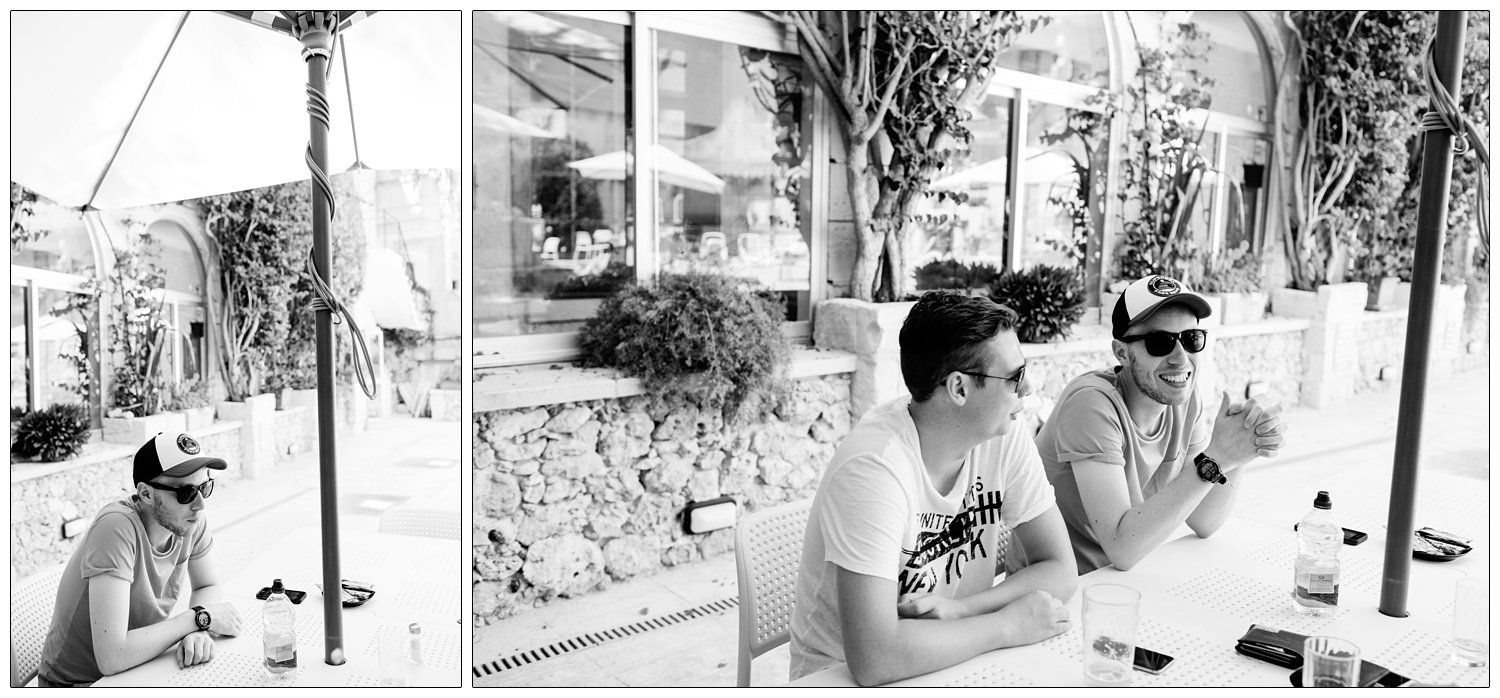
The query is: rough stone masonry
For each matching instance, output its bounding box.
[472,373,852,626]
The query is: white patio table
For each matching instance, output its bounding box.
[94,526,461,687]
[789,476,1488,688]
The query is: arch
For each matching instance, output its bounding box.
[144,218,206,296]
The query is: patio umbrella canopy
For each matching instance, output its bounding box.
[568,144,728,194]
[10,10,459,667]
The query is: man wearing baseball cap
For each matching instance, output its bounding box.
[35,431,244,686]
[1034,274,1287,573]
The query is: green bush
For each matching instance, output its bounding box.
[161,378,211,411]
[1199,243,1264,294]
[11,403,91,462]
[913,259,1002,293]
[988,265,1086,343]
[578,271,790,420]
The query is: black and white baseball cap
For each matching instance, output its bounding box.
[1111,274,1213,339]
[133,431,227,485]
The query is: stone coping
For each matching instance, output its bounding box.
[474,347,858,412]
[8,405,312,484]
[1021,316,1312,358]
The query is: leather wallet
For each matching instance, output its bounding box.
[1235,624,1411,687]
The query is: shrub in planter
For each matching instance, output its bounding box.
[578,271,790,420]
[914,259,1002,294]
[11,402,91,462]
[988,265,1086,343]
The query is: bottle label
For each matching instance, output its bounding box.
[267,641,296,663]
[1301,571,1337,594]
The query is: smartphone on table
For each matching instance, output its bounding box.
[1134,646,1175,674]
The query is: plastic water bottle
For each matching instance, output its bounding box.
[1292,491,1341,616]
[263,578,299,678]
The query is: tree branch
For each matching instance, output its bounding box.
[860,33,918,144]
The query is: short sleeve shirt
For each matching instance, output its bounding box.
[36,497,213,686]
[1035,368,1210,573]
[788,397,1057,680]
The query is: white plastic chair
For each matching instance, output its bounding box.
[592,229,614,247]
[733,498,812,687]
[13,564,67,687]
[377,508,461,540]
[737,232,768,260]
[699,231,728,261]
[540,236,561,260]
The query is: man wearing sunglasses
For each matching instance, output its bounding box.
[1036,275,1286,574]
[36,431,244,687]
[791,291,1076,685]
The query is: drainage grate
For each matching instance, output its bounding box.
[473,596,739,679]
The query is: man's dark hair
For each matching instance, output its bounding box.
[899,290,1019,403]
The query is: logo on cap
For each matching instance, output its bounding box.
[1146,276,1181,297]
[177,434,201,455]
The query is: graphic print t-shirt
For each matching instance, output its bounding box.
[788,397,1056,680]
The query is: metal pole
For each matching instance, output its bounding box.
[294,10,345,663]
[1379,10,1467,619]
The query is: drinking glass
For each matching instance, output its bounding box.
[1082,584,1140,687]
[1452,577,1488,667]
[378,630,407,687]
[1303,636,1360,688]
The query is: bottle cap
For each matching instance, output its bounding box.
[271,578,285,593]
[409,623,421,635]
[1313,491,1332,509]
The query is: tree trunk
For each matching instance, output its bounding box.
[846,130,881,302]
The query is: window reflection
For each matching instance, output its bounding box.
[11,198,95,275]
[473,11,633,338]
[37,289,90,410]
[655,31,810,320]
[11,286,29,414]
[1221,136,1270,251]
[998,12,1110,87]
[1021,102,1111,272]
[917,94,1013,265]
[1184,11,1271,122]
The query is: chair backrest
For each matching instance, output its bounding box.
[540,236,561,260]
[377,508,461,540]
[737,232,767,260]
[13,564,67,687]
[591,229,613,246]
[733,498,812,687]
[699,231,727,260]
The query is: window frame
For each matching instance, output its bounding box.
[474,10,809,368]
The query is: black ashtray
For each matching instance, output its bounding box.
[316,580,377,607]
[1412,527,1473,562]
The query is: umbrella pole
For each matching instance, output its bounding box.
[1379,10,1467,619]
[295,11,345,663]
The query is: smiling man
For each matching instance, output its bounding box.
[790,291,1077,685]
[35,431,243,687]
[1036,275,1287,574]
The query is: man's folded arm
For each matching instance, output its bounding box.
[1072,458,1213,571]
[87,575,200,675]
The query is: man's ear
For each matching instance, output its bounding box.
[135,482,152,501]
[1111,339,1127,366]
[944,371,969,405]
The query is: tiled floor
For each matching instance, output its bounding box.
[474,364,1490,688]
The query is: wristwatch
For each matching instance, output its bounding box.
[192,606,211,632]
[1194,453,1228,485]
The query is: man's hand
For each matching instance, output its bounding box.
[993,590,1070,646]
[204,603,243,637]
[176,631,215,669]
[897,593,969,620]
[1209,392,1284,468]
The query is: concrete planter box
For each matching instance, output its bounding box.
[1205,291,1267,325]
[279,387,319,438]
[1270,287,1319,319]
[428,388,461,420]
[102,412,188,445]
[813,298,917,418]
[217,393,276,479]
[1366,277,1400,311]
[174,406,215,432]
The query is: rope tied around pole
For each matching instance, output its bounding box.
[303,47,377,400]
[1419,34,1489,251]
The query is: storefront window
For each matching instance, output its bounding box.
[1020,101,1111,272]
[654,31,810,320]
[917,93,1014,265]
[998,12,1111,87]
[11,285,28,415]
[11,198,95,275]
[1185,11,1271,122]
[1220,135,1271,252]
[474,11,633,338]
[36,288,90,410]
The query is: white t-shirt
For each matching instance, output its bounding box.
[788,397,1057,680]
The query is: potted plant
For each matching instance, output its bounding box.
[578,271,790,421]
[162,378,214,431]
[99,243,180,444]
[11,403,92,463]
[1199,243,1267,325]
[987,265,1087,343]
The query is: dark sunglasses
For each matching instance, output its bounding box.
[1119,329,1208,357]
[144,478,215,504]
[959,364,1026,391]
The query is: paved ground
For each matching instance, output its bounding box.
[473,363,1491,688]
[204,415,463,594]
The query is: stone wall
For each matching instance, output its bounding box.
[1355,315,1411,395]
[10,428,242,579]
[271,407,314,464]
[472,373,852,626]
[1209,331,1307,406]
